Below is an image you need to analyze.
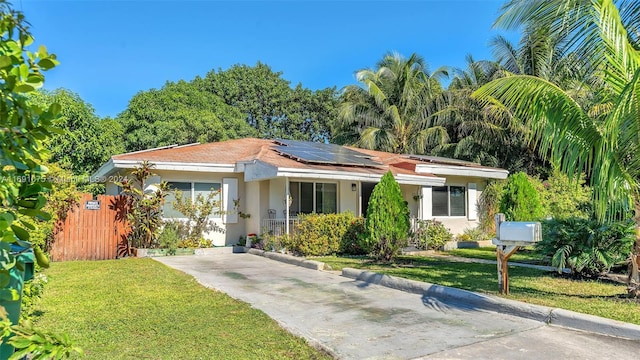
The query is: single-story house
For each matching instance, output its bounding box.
[93,138,508,246]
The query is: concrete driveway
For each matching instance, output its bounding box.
[155,253,640,359]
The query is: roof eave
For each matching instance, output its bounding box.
[272,167,446,186]
[415,164,509,180]
[91,159,237,182]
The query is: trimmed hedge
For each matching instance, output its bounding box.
[290,212,365,256]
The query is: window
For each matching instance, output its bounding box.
[290,182,337,214]
[164,182,222,218]
[432,186,466,217]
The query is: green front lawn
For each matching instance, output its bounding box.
[34,259,329,360]
[317,255,639,325]
[441,246,548,264]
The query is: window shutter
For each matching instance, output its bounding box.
[468,183,477,220]
[223,178,238,224]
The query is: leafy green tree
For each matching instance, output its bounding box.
[335,52,449,154]
[117,80,255,152]
[540,168,591,220]
[499,172,544,221]
[361,171,410,261]
[0,1,82,357]
[29,89,125,176]
[202,62,337,141]
[475,0,640,294]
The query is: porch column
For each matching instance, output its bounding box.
[285,177,290,235]
[420,186,432,220]
[358,181,362,217]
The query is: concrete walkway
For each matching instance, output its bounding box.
[155,254,640,359]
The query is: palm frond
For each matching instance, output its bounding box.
[474,75,601,177]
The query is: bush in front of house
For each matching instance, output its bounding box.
[360,171,410,261]
[159,222,180,255]
[290,212,362,256]
[537,217,635,277]
[539,168,592,220]
[412,220,453,250]
[340,217,367,255]
[499,171,544,221]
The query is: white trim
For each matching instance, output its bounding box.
[93,158,115,179]
[415,164,508,179]
[468,182,477,221]
[92,159,236,180]
[222,178,238,224]
[274,167,445,186]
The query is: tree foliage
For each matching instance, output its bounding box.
[440,55,548,175]
[202,62,338,141]
[540,168,591,220]
[334,52,449,154]
[475,0,640,295]
[499,172,544,221]
[0,1,83,356]
[361,171,410,261]
[117,80,255,152]
[29,89,125,176]
[0,0,60,289]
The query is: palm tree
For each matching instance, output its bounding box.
[438,55,547,174]
[474,0,640,295]
[334,52,449,154]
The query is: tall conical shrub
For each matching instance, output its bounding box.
[361,171,410,261]
[499,172,544,221]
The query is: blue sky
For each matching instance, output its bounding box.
[20,1,517,118]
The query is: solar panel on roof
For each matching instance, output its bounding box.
[273,139,382,167]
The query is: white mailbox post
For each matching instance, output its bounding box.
[493,213,541,294]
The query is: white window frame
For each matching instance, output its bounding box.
[432,185,466,217]
[164,181,222,219]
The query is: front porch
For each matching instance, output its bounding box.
[247,176,426,236]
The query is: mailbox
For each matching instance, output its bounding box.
[492,214,541,295]
[492,221,541,246]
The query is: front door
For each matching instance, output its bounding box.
[361,182,377,217]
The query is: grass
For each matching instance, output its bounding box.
[441,246,548,265]
[317,255,640,325]
[34,258,330,360]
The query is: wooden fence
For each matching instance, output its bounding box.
[50,193,130,261]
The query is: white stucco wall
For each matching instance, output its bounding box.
[244,180,261,235]
[400,184,421,219]
[419,176,488,235]
[269,177,287,217]
[108,169,248,246]
[104,166,492,240]
[339,181,358,215]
